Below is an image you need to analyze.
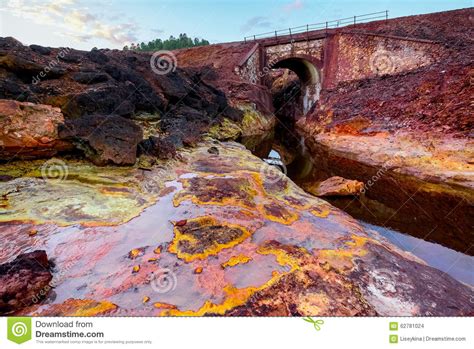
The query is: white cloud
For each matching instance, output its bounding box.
[1,0,139,47]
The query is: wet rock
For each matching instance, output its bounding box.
[58,114,143,165]
[0,250,52,314]
[0,99,73,159]
[303,176,364,197]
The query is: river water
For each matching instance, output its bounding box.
[258,146,473,287]
[361,222,473,287]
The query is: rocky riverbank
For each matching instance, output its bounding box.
[0,8,473,316]
[1,142,472,316]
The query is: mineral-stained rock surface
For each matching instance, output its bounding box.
[0,100,73,159]
[0,250,52,313]
[0,142,472,316]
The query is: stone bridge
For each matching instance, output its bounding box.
[236,28,443,114]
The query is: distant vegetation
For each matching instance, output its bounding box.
[123,33,210,51]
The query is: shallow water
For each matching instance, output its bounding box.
[361,222,474,286]
[258,145,474,287]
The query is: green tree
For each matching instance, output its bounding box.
[125,34,210,51]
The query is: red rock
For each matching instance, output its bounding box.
[303,176,364,197]
[0,100,72,160]
[0,250,52,314]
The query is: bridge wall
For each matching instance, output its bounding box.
[236,45,261,84]
[324,32,444,89]
[264,39,325,67]
[236,32,445,97]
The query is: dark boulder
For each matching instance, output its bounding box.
[86,49,109,64]
[0,54,43,75]
[0,37,23,49]
[138,135,177,160]
[0,39,246,161]
[0,250,52,314]
[29,44,51,55]
[58,51,82,63]
[63,84,132,118]
[72,71,109,84]
[158,71,190,101]
[59,114,143,165]
[0,76,31,101]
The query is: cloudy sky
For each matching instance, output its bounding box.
[0,0,471,50]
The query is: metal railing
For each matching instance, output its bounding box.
[243,10,389,42]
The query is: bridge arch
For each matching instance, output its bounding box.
[268,54,322,114]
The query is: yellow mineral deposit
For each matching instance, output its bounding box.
[221,255,252,269]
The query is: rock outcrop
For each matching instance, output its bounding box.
[0,250,52,313]
[0,36,260,163]
[0,100,72,159]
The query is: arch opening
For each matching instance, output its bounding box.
[271,57,321,115]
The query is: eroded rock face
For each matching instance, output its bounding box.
[0,250,52,313]
[0,142,472,316]
[0,100,72,159]
[58,114,143,165]
[0,36,256,163]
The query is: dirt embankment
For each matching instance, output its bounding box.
[294,8,473,252]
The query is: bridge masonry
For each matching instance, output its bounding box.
[236,28,444,114]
